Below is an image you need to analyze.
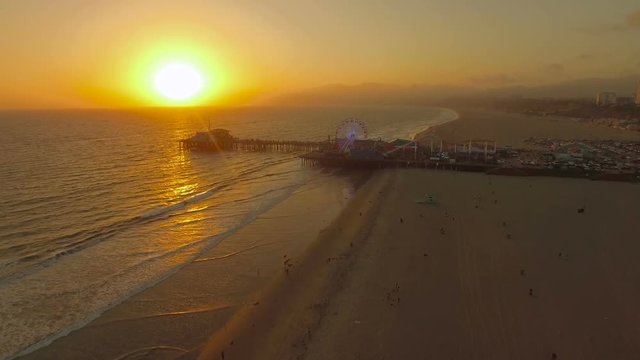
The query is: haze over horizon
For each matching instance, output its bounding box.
[2,2,640,359]
[2,0,640,109]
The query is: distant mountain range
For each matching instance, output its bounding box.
[263,75,640,106]
[486,75,640,99]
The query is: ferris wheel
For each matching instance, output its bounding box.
[335,118,368,152]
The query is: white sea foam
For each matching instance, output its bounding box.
[138,186,224,220]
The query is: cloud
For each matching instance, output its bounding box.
[468,74,517,85]
[626,10,640,27]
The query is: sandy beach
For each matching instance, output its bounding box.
[417,108,640,147]
[16,171,367,360]
[302,170,640,359]
[18,108,640,360]
[197,109,640,360]
[5,1,640,359]
[197,169,640,360]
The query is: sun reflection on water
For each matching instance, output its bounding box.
[172,183,198,197]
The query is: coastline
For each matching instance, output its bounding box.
[196,170,640,360]
[415,107,640,147]
[194,107,640,360]
[14,107,640,359]
[16,170,371,360]
[9,106,455,360]
[197,170,393,359]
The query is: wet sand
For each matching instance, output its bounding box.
[17,172,365,360]
[198,170,393,360]
[22,108,640,359]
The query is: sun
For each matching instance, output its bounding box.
[154,63,204,101]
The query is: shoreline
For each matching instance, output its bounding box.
[414,107,461,143]
[12,107,639,359]
[409,107,460,141]
[16,170,371,360]
[193,107,640,359]
[415,107,640,146]
[197,170,394,359]
[8,106,452,360]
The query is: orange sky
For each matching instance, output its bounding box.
[1,0,639,109]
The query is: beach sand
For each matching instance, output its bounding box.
[417,108,640,147]
[196,109,640,360]
[199,169,640,360]
[303,170,640,360]
[17,172,366,360]
[197,169,393,360]
[20,109,640,359]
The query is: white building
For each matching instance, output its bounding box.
[596,92,617,106]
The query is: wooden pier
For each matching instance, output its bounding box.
[179,129,638,183]
[180,138,329,152]
[230,139,328,152]
[178,128,330,153]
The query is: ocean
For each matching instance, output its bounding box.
[0,105,457,358]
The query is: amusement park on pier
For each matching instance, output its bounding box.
[179,118,640,182]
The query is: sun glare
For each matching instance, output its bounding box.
[154,63,203,101]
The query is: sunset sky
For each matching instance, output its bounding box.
[1,0,639,109]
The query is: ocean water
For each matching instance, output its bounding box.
[0,105,457,358]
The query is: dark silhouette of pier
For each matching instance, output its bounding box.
[180,138,329,152]
[179,128,639,183]
[179,128,330,153]
[231,139,328,152]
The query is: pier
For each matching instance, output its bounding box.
[179,128,329,153]
[178,126,639,183]
[180,138,328,152]
[230,139,328,152]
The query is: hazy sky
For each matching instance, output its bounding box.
[1,0,639,108]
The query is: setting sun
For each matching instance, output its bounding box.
[154,63,204,101]
[2,1,640,359]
